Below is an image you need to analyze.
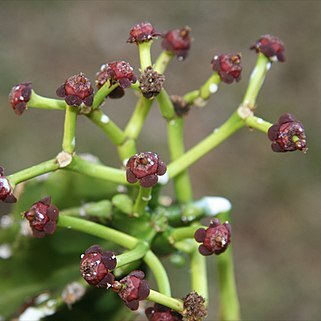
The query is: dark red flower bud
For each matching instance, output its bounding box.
[56,73,94,107]
[194,218,231,256]
[96,61,137,90]
[80,245,116,288]
[161,26,192,61]
[126,152,167,188]
[127,22,160,44]
[146,304,183,321]
[9,82,32,115]
[250,34,285,62]
[171,95,190,117]
[139,66,165,99]
[24,196,59,238]
[0,167,16,203]
[268,113,307,153]
[183,291,207,321]
[211,53,242,84]
[112,270,150,311]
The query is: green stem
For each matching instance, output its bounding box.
[87,109,127,145]
[124,96,153,140]
[28,91,66,110]
[138,41,153,70]
[167,112,244,179]
[65,154,127,185]
[190,247,208,303]
[62,105,77,153]
[242,53,271,109]
[147,290,184,312]
[133,186,152,216]
[216,211,240,321]
[245,115,272,133]
[144,251,171,296]
[58,215,137,248]
[154,51,174,74]
[157,89,176,120]
[117,139,137,162]
[92,80,119,109]
[170,225,201,242]
[8,158,59,187]
[116,241,149,268]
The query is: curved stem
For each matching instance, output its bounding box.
[116,241,149,268]
[65,154,128,185]
[154,51,174,74]
[133,186,152,216]
[92,81,119,110]
[147,290,184,312]
[242,53,270,109]
[144,251,171,296]
[87,109,127,145]
[8,158,59,187]
[167,112,244,179]
[28,91,66,110]
[156,89,176,120]
[170,225,201,243]
[245,115,272,133]
[62,105,77,153]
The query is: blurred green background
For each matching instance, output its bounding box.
[0,1,320,320]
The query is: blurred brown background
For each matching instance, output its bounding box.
[0,1,320,320]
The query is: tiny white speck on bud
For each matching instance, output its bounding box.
[158,172,169,185]
[122,158,129,167]
[209,83,218,94]
[100,114,110,124]
[80,254,84,259]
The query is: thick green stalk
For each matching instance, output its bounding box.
[87,109,127,145]
[28,91,66,110]
[8,158,59,187]
[216,211,240,321]
[116,242,149,268]
[154,51,174,74]
[65,155,127,185]
[62,105,77,153]
[133,186,152,216]
[245,115,272,133]
[138,41,153,70]
[167,112,244,179]
[92,81,119,109]
[147,290,184,312]
[170,225,201,242]
[242,53,270,109]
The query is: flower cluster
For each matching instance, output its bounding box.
[268,113,307,152]
[126,152,167,188]
[0,167,16,203]
[24,196,59,238]
[9,82,32,115]
[127,22,160,44]
[194,219,231,256]
[146,304,183,321]
[139,66,165,99]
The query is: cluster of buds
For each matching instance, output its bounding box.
[146,304,182,321]
[126,152,167,188]
[139,66,165,99]
[127,22,160,44]
[194,218,231,256]
[268,113,307,152]
[9,82,32,115]
[0,167,16,203]
[24,196,59,238]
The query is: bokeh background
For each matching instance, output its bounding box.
[0,1,320,320]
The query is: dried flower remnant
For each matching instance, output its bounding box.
[161,26,192,61]
[171,95,190,117]
[146,303,183,321]
[126,152,167,188]
[268,113,307,152]
[127,22,160,44]
[194,218,231,256]
[112,270,150,311]
[56,73,94,107]
[139,66,165,99]
[250,34,285,62]
[211,53,242,84]
[80,245,116,288]
[9,82,32,115]
[0,167,16,203]
[24,196,59,238]
[182,291,207,321]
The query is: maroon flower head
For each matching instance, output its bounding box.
[56,73,94,107]
[194,218,231,256]
[126,152,167,188]
[161,26,192,61]
[211,53,242,84]
[0,167,16,203]
[127,22,160,44]
[146,304,183,321]
[24,196,59,238]
[112,270,150,311]
[250,34,285,62]
[139,66,165,99]
[9,82,32,115]
[96,61,137,90]
[268,113,307,153]
[183,291,207,321]
[80,245,116,288]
